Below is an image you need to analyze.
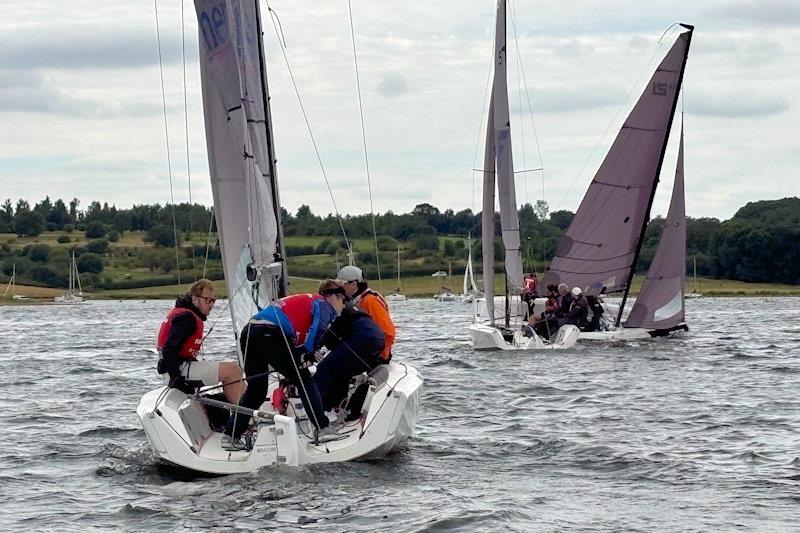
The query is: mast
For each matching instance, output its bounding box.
[397,244,401,290]
[253,0,286,298]
[615,24,693,326]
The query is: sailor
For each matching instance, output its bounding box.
[223,279,346,450]
[313,302,385,415]
[156,279,244,404]
[337,265,396,362]
[558,287,589,330]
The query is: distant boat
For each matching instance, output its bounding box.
[466,0,579,350]
[3,263,27,300]
[54,252,85,304]
[460,234,482,303]
[542,25,694,341]
[434,262,458,301]
[685,257,703,298]
[385,244,406,302]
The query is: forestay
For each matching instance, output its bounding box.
[625,125,686,329]
[541,29,692,300]
[195,0,286,339]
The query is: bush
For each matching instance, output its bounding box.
[86,238,109,255]
[27,243,51,263]
[376,236,397,252]
[85,221,107,239]
[57,235,71,244]
[64,224,74,233]
[108,229,120,242]
[315,239,332,254]
[77,252,104,274]
[146,224,181,247]
[29,265,66,287]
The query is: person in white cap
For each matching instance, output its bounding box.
[336,265,396,362]
[556,286,589,330]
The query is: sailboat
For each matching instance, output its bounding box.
[3,263,27,300]
[137,0,422,474]
[54,252,85,304]
[685,257,703,298]
[540,25,694,341]
[468,0,579,350]
[460,234,481,302]
[385,244,406,302]
[434,261,457,301]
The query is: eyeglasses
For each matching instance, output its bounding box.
[199,294,216,305]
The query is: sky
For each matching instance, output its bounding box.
[0,0,797,221]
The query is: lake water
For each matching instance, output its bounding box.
[1,297,799,531]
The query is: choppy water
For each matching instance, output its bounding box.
[1,297,799,531]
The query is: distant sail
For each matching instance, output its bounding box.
[626,124,686,329]
[195,0,285,337]
[542,29,692,299]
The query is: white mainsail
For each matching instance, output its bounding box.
[196,0,285,338]
[481,0,524,324]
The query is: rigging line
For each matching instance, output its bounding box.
[470,14,496,216]
[555,25,680,211]
[347,0,382,289]
[265,3,353,263]
[202,206,214,278]
[153,0,182,285]
[508,0,527,205]
[180,0,195,275]
[508,0,545,205]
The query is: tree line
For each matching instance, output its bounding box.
[2,196,799,286]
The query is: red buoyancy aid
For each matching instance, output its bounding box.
[276,293,322,347]
[156,307,204,359]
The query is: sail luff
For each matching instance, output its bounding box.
[625,122,686,329]
[616,26,693,326]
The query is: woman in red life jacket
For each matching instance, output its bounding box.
[156,279,245,403]
[224,279,347,449]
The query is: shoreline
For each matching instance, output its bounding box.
[3,275,799,305]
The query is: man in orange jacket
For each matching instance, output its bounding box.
[337,265,395,362]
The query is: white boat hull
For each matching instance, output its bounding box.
[385,294,407,302]
[469,323,579,351]
[136,362,422,474]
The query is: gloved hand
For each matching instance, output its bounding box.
[302,351,316,365]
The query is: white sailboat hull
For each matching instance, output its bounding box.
[468,322,579,351]
[54,294,85,304]
[136,362,422,474]
[578,323,688,341]
[385,294,407,302]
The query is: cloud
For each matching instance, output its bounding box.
[517,84,624,113]
[688,89,790,118]
[0,27,185,71]
[703,0,800,28]
[376,71,409,97]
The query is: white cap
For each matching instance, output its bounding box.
[337,265,363,282]
[571,286,582,296]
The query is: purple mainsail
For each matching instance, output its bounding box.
[541,27,693,321]
[626,124,686,329]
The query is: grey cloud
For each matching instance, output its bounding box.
[516,84,624,113]
[0,27,187,70]
[703,0,800,28]
[0,70,176,118]
[376,71,409,97]
[688,89,790,118]
[694,34,784,66]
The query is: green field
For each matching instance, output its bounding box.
[2,231,799,302]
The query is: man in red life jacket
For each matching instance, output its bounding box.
[224,279,347,449]
[156,279,244,404]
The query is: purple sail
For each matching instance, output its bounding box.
[541,29,692,302]
[626,125,686,329]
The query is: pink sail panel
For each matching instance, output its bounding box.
[626,125,686,329]
[541,30,692,297]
